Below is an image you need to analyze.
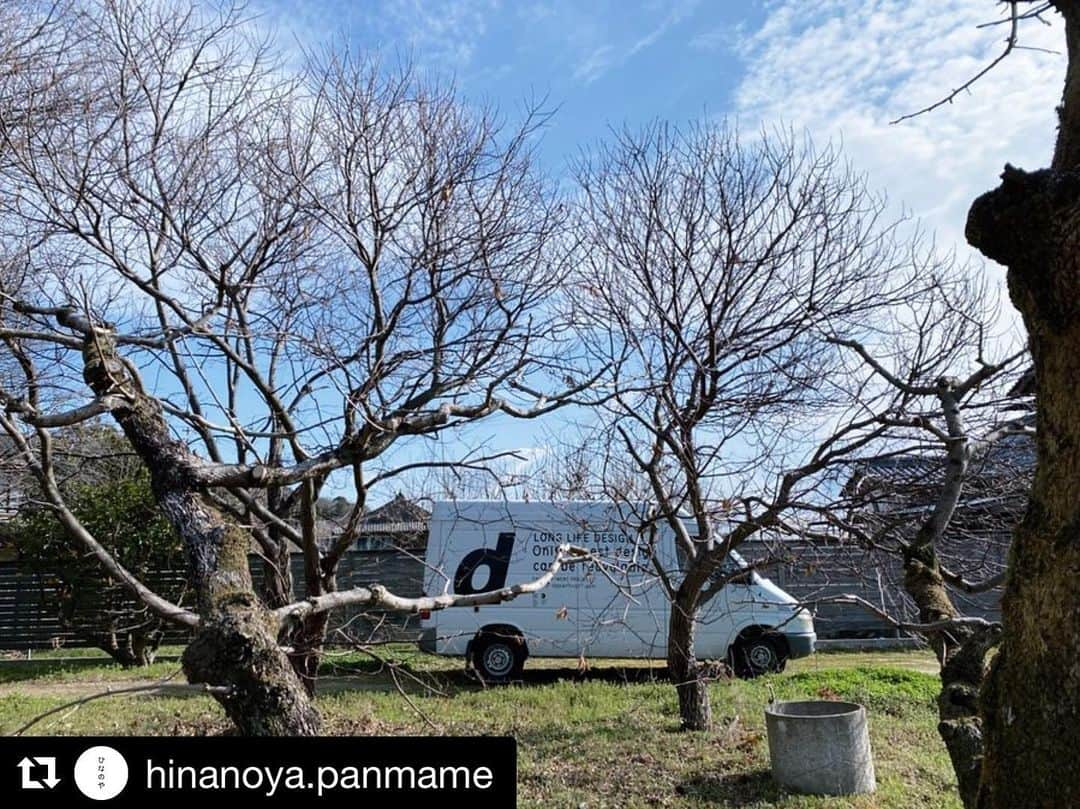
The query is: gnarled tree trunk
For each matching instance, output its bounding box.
[81,330,320,735]
[965,3,1080,801]
[899,379,991,809]
[903,541,992,809]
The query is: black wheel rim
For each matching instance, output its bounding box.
[482,644,514,677]
[748,643,775,670]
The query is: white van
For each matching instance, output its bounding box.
[418,500,815,681]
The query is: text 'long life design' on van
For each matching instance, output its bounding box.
[419,501,816,681]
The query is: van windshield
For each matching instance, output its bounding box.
[717,549,759,584]
[674,538,759,584]
[725,550,748,570]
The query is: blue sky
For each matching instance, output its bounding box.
[244,0,1062,251]
[250,1,759,171]
[234,0,1064,501]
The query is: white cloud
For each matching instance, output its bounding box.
[689,21,743,53]
[249,0,498,70]
[628,0,700,58]
[733,0,1063,284]
[570,0,701,85]
[377,0,499,67]
[573,45,615,83]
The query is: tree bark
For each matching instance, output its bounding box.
[172,499,320,735]
[291,609,330,694]
[966,168,1080,805]
[903,541,988,809]
[97,628,160,667]
[895,380,990,809]
[290,481,331,695]
[667,591,711,731]
[258,530,294,610]
[256,529,327,693]
[80,330,321,735]
[937,622,1000,809]
[965,5,1080,800]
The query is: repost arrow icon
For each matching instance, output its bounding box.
[40,757,60,789]
[17,757,43,790]
[17,756,60,790]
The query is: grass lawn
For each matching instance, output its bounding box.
[0,647,956,808]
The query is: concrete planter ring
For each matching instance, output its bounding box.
[764,700,876,796]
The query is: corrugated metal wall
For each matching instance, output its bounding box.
[747,539,1004,638]
[1,542,1002,650]
[0,551,426,651]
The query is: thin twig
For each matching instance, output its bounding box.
[892,1,1027,125]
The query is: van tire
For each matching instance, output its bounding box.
[471,631,525,683]
[730,632,787,678]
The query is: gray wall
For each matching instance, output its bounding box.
[746,539,1003,638]
[1,542,1002,650]
[0,550,425,651]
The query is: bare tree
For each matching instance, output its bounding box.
[0,2,75,136]
[569,121,935,730]
[829,272,1028,808]
[958,2,1080,805]
[896,1,1080,803]
[0,0,593,735]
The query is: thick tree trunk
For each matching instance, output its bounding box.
[97,627,160,667]
[966,169,1080,803]
[965,6,1080,798]
[667,593,711,731]
[903,542,988,809]
[291,610,330,694]
[81,332,321,735]
[259,535,294,610]
[172,497,320,735]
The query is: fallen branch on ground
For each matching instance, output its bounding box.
[11,675,233,736]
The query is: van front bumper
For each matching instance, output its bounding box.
[785,631,816,659]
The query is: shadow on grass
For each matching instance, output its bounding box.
[317,658,682,691]
[0,658,124,684]
[1,653,680,693]
[677,768,783,805]
[491,665,672,686]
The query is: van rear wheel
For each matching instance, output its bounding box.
[471,632,525,683]
[730,632,787,678]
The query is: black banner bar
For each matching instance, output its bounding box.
[0,736,515,806]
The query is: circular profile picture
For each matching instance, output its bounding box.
[74,745,129,801]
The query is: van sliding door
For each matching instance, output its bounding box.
[577,528,667,660]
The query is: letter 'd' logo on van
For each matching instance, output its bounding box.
[453,532,515,594]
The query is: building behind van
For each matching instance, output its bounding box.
[419,500,816,681]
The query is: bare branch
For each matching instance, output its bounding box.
[276,544,590,623]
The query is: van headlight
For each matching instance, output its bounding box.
[790,609,815,634]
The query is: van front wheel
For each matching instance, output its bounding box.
[471,632,525,683]
[730,633,787,678]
